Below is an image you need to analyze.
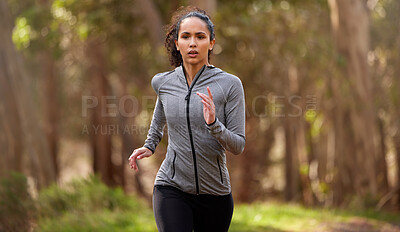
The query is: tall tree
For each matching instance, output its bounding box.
[283,64,314,204]
[87,37,117,186]
[41,52,60,177]
[392,0,400,208]
[38,0,61,179]
[0,0,56,187]
[136,0,164,49]
[328,0,381,203]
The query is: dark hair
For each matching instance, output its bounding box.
[165,6,215,67]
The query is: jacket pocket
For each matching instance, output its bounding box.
[217,158,224,184]
[171,151,177,179]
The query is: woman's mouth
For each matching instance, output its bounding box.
[188,50,198,58]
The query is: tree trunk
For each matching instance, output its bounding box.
[41,52,60,178]
[114,47,151,200]
[377,118,389,194]
[0,0,55,187]
[86,38,116,187]
[38,0,60,180]
[297,118,314,205]
[189,0,217,16]
[236,117,275,202]
[135,0,164,49]
[328,0,380,203]
[282,63,314,204]
[394,131,400,208]
[394,0,400,209]
[0,64,24,176]
[283,116,299,201]
[0,0,25,177]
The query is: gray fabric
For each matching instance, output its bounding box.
[144,65,246,195]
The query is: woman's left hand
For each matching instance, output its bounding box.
[196,86,216,125]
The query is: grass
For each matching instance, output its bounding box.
[230,202,400,232]
[3,173,398,232]
[231,203,322,231]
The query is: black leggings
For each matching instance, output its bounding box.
[153,185,234,232]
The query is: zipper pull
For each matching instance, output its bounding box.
[185,92,190,101]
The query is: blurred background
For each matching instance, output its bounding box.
[1,0,400,231]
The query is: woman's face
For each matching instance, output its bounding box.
[175,17,215,67]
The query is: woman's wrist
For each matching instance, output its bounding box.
[143,145,154,154]
[206,118,217,126]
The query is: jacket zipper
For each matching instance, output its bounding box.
[184,65,206,195]
[217,158,224,184]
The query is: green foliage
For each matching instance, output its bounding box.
[38,176,130,218]
[305,112,324,139]
[36,175,156,232]
[12,17,33,49]
[0,172,36,232]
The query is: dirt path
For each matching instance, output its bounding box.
[323,217,400,232]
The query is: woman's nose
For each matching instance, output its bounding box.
[189,37,197,47]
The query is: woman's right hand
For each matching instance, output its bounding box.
[128,147,153,172]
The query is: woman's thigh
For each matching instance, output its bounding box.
[193,193,234,232]
[153,185,193,232]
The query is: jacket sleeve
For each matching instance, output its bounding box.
[143,97,166,153]
[206,77,246,155]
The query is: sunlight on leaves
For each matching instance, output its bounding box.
[12,17,33,49]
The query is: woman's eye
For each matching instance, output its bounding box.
[198,36,205,39]
[181,35,189,39]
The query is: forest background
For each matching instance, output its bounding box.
[1,0,400,231]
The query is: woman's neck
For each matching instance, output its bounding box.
[183,62,209,86]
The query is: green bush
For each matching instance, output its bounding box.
[37,176,132,218]
[36,175,156,232]
[0,172,36,232]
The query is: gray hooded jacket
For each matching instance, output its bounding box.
[144,65,246,195]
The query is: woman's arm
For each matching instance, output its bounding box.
[198,78,246,155]
[129,97,166,171]
[143,97,167,153]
